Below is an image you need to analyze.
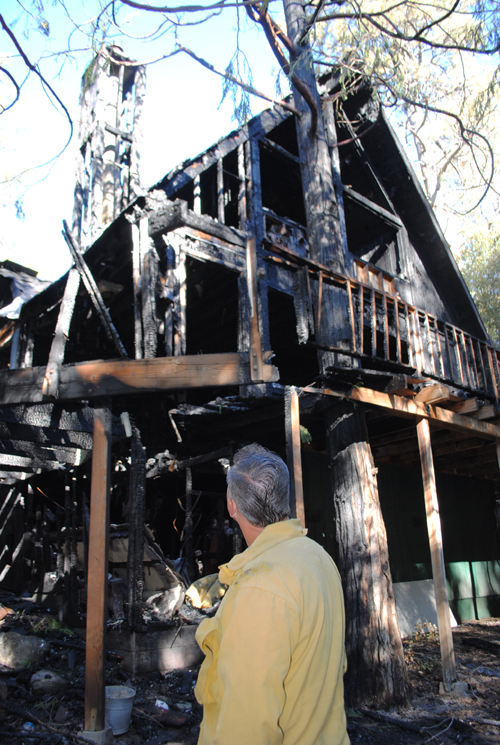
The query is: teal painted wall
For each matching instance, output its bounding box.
[377,464,499,622]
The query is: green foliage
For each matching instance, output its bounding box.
[220,50,254,126]
[456,229,500,346]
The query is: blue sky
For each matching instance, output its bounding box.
[0,1,282,280]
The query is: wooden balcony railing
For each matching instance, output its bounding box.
[263,236,500,402]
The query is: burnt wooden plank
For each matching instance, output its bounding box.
[0,353,279,404]
[0,438,87,464]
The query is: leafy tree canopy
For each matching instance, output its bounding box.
[457,229,500,346]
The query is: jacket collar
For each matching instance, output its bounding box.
[219,519,306,586]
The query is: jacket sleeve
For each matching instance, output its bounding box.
[211,585,298,745]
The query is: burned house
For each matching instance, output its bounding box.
[1,47,500,730]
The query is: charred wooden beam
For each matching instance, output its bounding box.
[343,187,403,229]
[0,439,87,465]
[174,447,232,471]
[0,421,93,449]
[258,135,301,164]
[303,386,500,440]
[0,403,125,437]
[148,199,246,248]
[0,353,279,405]
[42,268,81,398]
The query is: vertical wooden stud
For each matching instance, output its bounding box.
[193,174,201,215]
[347,281,356,353]
[416,417,457,692]
[131,221,144,360]
[237,143,247,229]
[217,158,224,224]
[246,237,264,382]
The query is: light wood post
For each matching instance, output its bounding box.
[285,387,305,527]
[416,416,457,691]
[84,406,112,732]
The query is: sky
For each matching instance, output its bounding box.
[0,0,283,281]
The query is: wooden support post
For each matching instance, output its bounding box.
[416,417,457,691]
[285,387,305,527]
[84,406,112,733]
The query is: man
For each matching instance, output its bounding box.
[195,443,349,745]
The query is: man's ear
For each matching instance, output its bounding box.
[227,496,237,519]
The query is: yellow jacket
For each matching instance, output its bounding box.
[195,519,349,745]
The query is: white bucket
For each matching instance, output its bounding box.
[105,685,136,735]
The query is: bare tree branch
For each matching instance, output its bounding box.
[0,65,20,113]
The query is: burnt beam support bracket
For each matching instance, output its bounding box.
[84,405,112,733]
[416,416,457,691]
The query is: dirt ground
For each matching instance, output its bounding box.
[1,609,499,744]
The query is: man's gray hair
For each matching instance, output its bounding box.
[227,443,290,527]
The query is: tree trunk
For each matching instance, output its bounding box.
[326,400,410,709]
[282,0,350,275]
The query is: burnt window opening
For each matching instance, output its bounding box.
[344,199,402,277]
[200,164,218,220]
[171,179,195,212]
[265,116,299,157]
[185,257,239,356]
[222,149,241,229]
[268,289,319,386]
[259,144,306,227]
[337,140,389,211]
